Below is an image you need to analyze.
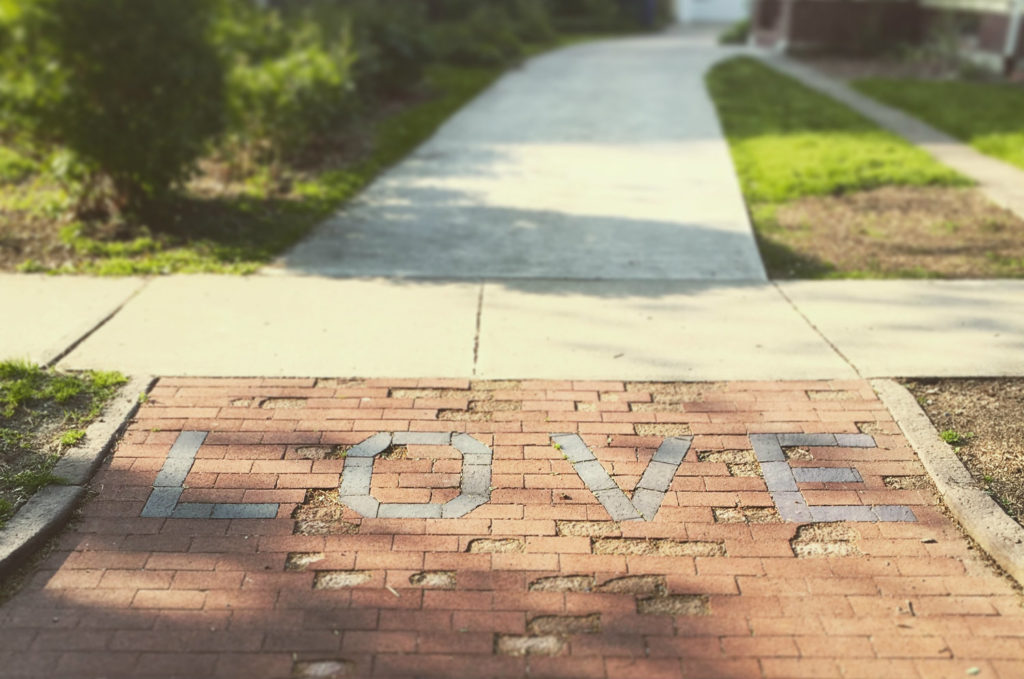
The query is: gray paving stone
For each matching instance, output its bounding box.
[171,503,214,519]
[341,495,380,518]
[636,461,679,493]
[346,432,391,458]
[872,505,917,522]
[452,433,493,458]
[211,503,279,520]
[572,460,616,492]
[652,437,692,465]
[442,494,489,519]
[339,459,374,496]
[792,467,863,484]
[461,465,491,496]
[631,488,668,521]
[760,461,798,493]
[778,433,838,448]
[809,505,877,522]
[771,492,812,522]
[750,434,785,462]
[153,458,194,488]
[593,491,643,522]
[462,453,491,467]
[392,432,452,446]
[551,434,594,463]
[140,488,183,518]
[593,489,643,522]
[377,503,443,519]
[168,431,207,458]
[836,433,876,448]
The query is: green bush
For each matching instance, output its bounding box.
[509,0,558,44]
[719,19,750,45]
[4,0,225,210]
[226,24,358,163]
[431,4,524,67]
[550,0,624,32]
[347,0,433,97]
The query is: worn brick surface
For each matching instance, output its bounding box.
[2,378,1022,679]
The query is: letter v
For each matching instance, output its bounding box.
[551,434,691,521]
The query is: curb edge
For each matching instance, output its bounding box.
[0,374,155,578]
[873,378,1024,587]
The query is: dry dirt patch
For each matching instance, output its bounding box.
[292,489,359,536]
[906,378,1024,527]
[791,523,862,558]
[762,186,1024,278]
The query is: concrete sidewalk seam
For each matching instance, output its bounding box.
[45,278,152,369]
[771,280,863,378]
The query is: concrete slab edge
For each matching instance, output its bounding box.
[0,374,155,578]
[872,378,1024,587]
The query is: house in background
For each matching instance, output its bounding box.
[674,0,750,22]
[751,0,1024,73]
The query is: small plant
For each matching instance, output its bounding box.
[939,429,973,446]
[719,19,750,45]
[59,429,85,448]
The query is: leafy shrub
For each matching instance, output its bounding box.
[509,0,558,45]
[4,0,225,210]
[549,0,623,32]
[226,25,358,164]
[719,19,750,45]
[347,0,433,97]
[431,4,524,66]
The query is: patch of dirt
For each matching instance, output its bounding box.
[592,538,726,557]
[494,635,565,656]
[529,575,595,592]
[637,594,709,616]
[791,523,862,558]
[291,660,355,679]
[857,422,886,435]
[295,445,345,460]
[634,423,691,436]
[762,186,1024,279]
[906,378,1024,527]
[713,507,783,524]
[784,447,814,462]
[883,475,932,490]
[699,450,763,477]
[292,490,359,536]
[527,614,601,635]
[627,383,728,412]
[408,571,456,589]
[285,552,326,572]
[470,380,521,390]
[466,538,524,554]
[595,575,667,597]
[437,409,490,421]
[313,571,372,589]
[807,390,856,401]
[556,521,620,537]
[379,444,408,461]
[259,397,306,409]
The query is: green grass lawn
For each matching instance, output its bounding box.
[706,58,968,204]
[0,360,126,528]
[706,57,983,279]
[854,78,1024,171]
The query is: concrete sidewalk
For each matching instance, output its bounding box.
[271,32,765,281]
[30,275,1022,379]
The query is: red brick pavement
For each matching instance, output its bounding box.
[1,378,1022,679]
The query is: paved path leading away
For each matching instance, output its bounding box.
[4,378,1022,679]
[760,55,1024,223]
[271,32,766,280]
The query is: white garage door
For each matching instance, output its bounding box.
[676,0,750,22]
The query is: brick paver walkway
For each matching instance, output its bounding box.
[3,378,1022,679]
